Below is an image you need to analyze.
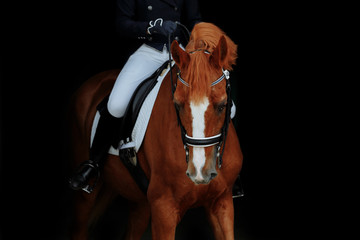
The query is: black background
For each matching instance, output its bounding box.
[1,1,331,239]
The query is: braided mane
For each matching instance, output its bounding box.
[185,22,237,71]
[180,22,237,101]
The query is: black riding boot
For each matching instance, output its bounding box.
[69,107,121,193]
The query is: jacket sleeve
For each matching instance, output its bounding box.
[116,0,148,39]
[182,0,202,31]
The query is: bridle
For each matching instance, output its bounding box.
[167,25,232,168]
[170,59,232,168]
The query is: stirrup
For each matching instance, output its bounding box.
[232,175,245,199]
[81,161,100,194]
[70,161,100,194]
[232,189,245,199]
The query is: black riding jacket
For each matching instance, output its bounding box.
[116,0,201,50]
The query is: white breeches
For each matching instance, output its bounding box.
[108,44,170,118]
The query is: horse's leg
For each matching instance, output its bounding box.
[205,192,235,240]
[124,200,151,240]
[149,196,180,240]
[70,183,114,240]
[70,190,99,240]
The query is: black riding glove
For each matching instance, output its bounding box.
[147,18,177,36]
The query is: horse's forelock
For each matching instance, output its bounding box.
[182,23,236,102]
[186,22,237,70]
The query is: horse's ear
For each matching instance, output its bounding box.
[210,35,228,68]
[171,40,190,69]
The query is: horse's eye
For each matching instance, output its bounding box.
[216,103,226,113]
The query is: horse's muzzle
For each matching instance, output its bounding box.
[186,167,217,185]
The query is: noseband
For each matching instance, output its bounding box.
[170,62,232,168]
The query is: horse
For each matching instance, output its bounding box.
[69,22,243,240]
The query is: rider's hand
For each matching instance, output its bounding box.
[147,18,177,36]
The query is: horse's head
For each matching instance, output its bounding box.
[171,23,237,185]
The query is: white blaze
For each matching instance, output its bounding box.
[190,98,209,181]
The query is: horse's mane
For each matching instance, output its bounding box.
[185,22,238,71]
[183,22,237,101]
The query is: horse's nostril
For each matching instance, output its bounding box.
[186,171,190,177]
[210,172,218,180]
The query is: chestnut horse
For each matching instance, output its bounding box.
[69,22,243,240]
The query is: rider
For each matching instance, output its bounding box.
[69,0,202,192]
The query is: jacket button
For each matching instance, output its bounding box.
[174,7,178,11]
[148,5,152,11]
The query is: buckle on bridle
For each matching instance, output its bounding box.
[216,144,224,169]
[184,145,189,163]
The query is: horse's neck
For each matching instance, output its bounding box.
[147,67,181,140]
[159,68,178,118]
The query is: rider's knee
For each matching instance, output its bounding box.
[107,98,125,118]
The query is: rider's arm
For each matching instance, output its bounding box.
[115,0,149,39]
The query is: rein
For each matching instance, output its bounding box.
[168,25,232,168]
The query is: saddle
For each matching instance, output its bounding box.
[121,60,171,142]
[96,60,171,145]
[94,60,172,193]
